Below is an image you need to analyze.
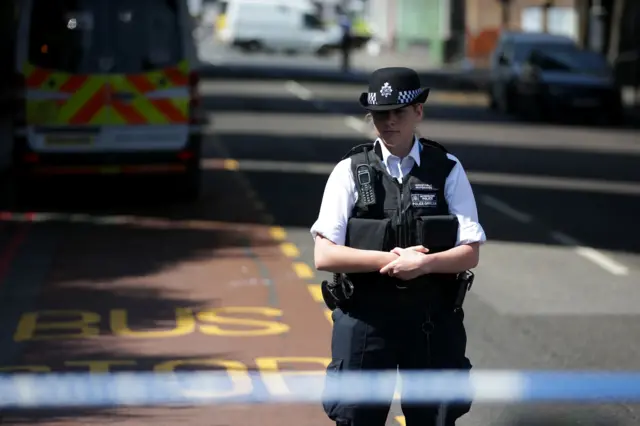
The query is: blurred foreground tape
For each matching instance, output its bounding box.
[2,370,640,409]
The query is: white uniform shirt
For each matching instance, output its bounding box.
[310,136,487,247]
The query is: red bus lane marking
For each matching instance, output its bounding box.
[0,212,35,287]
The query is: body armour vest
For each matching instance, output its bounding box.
[342,138,460,298]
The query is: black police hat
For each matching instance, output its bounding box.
[359,67,430,111]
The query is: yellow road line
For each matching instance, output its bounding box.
[223,158,239,170]
[395,416,406,425]
[307,284,323,302]
[293,262,314,279]
[269,226,287,241]
[324,309,332,323]
[279,242,300,258]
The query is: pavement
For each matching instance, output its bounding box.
[0,74,638,425]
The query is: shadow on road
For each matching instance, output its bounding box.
[211,128,640,255]
[0,77,638,425]
[0,159,279,423]
[202,93,640,130]
[0,274,240,424]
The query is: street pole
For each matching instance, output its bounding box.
[499,0,511,30]
[498,0,511,31]
[541,0,553,33]
[589,0,606,53]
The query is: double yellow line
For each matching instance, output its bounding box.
[269,226,333,324]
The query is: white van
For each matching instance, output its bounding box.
[13,0,204,201]
[216,0,341,56]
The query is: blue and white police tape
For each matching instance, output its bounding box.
[1,370,640,409]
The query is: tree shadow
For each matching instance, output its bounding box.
[209,130,640,255]
[200,90,639,130]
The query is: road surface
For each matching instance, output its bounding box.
[0,78,639,425]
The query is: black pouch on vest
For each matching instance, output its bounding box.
[345,217,392,251]
[345,218,392,288]
[416,215,459,253]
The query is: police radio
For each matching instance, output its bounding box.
[356,164,376,206]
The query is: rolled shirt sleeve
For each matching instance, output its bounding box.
[310,158,357,246]
[444,154,487,246]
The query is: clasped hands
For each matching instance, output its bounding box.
[379,245,431,281]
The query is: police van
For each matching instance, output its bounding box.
[12,0,204,201]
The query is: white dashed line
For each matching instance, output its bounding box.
[550,231,629,276]
[344,116,367,134]
[286,80,632,277]
[284,80,314,101]
[548,230,579,246]
[481,195,532,224]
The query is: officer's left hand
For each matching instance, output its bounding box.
[380,247,429,280]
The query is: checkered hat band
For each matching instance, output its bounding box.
[367,88,422,105]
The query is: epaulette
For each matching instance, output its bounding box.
[340,142,375,161]
[419,138,449,154]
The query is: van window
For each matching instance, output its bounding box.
[303,13,324,30]
[109,0,183,73]
[218,1,228,15]
[28,0,107,73]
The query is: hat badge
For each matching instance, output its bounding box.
[380,82,393,97]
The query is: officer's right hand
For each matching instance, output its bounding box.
[391,245,429,255]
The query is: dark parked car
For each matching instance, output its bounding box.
[514,45,623,124]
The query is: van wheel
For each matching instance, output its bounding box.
[175,162,201,203]
[315,46,332,57]
[488,90,498,110]
[12,175,38,208]
[241,40,262,53]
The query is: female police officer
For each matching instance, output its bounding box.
[310,67,486,426]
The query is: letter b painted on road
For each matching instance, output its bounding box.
[13,310,100,342]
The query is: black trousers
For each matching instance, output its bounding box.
[322,297,472,426]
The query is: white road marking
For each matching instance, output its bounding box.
[550,231,629,276]
[481,195,533,223]
[284,80,314,101]
[344,116,367,134]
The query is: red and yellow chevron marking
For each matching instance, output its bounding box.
[108,60,189,125]
[24,62,108,126]
[23,61,190,126]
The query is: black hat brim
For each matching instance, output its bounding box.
[359,87,430,111]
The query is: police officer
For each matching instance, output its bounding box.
[310,67,486,426]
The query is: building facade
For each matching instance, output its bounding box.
[465,0,577,66]
[363,0,465,66]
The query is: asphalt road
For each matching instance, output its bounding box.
[202,79,640,425]
[0,77,639,425]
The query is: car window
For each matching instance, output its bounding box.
[513,41,576,63]
[28,0,108,73]
[108,0,183,73]
[498,41,514,63]
[532,49,610,74]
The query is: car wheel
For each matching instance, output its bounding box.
[488,89,498,110]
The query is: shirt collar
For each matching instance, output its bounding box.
[374,135,422,167]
